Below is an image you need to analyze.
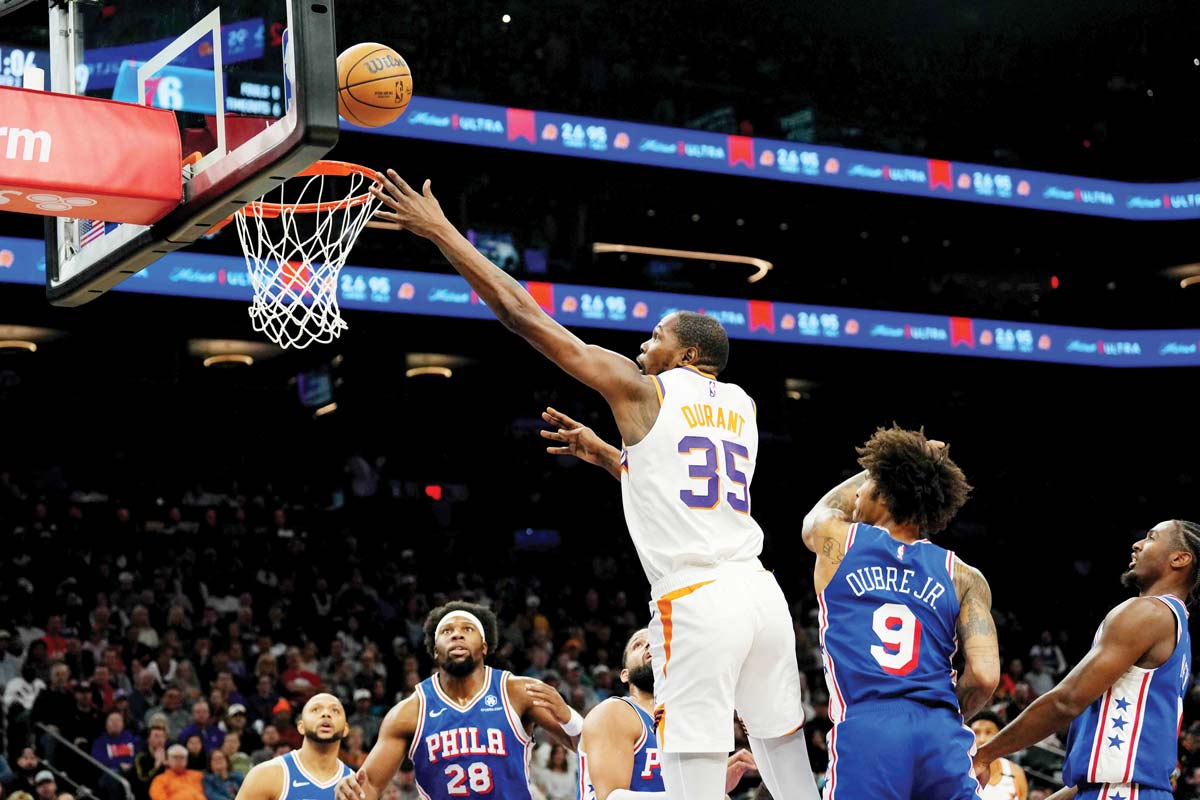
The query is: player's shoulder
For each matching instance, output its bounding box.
[951,557,990,601]
[1105,595,1180,630]
[240,757,286,800]
[583,696,643,736]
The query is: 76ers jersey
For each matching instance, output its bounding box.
[1063,595,1192,792]
[410,667,534,800]
[578,698,664,799]
[272,750,352,800]
[818,523,962,720]
[621,366,763,585]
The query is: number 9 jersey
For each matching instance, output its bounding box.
[620,365,764,586]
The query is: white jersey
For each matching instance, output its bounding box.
[619,365,764,586]
[979,758,1020,800]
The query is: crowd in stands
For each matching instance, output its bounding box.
[2,461,1200,800]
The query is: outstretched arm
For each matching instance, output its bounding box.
[973,597,1176,777]
[540,407,624,480]
[336,696,418,800]
[370,173,650,409]
[952,560,1000,719]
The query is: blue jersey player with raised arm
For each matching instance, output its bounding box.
[975,519,1200,800]
[337,602,580,800]
[237,693,353,800]
[802,425,1000,799]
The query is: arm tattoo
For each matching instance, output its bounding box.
[821,537,844,564]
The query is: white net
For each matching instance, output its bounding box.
[234,165,381,349]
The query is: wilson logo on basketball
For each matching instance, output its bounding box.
[366,55,405,74]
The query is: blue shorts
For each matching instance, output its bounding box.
[825,702,981,800]
[1075,784,1173,800]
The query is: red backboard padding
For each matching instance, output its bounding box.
[0,86,182,225]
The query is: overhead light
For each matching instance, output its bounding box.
[593,243,773,283]
[406,366,453,378]
[0,340,37,352]
[315,402,338,417]
[202,354,254,367]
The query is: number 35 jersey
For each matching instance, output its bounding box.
[818,523,962,720]
[620,366,764,586]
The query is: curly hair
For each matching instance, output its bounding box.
[671,312,730,375]
[856,425,972,535]
[1175,519,1200,602]
[423,601,499,659]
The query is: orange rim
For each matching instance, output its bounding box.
[205,161,381,233]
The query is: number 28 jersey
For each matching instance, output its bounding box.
[818,523,962,721]
[620,366,764,586]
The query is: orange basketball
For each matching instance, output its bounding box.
[336,43,413,128]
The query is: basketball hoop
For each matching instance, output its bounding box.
[228,160,382,349]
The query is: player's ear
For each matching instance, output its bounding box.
[619,668,630,686]
[296,719,306,736]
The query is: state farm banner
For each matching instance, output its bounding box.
[0,86,181,224]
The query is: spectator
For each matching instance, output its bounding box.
[270,699,301,750]
[32,772,56,800]
[130,608,160,652]
[384,761,420,800]
[1028,631,1068,677]
[245,677,278,725]
[347,690,379,747]
[177,701,223,754]
[6,749,42,795]
[221,705,258,752]
[133,726,170,800]
[129,671,160,728]
[148,745,204,800]
[1025,657,1055,697]
[0,630,22,688]
[218,732,252,778]
[145,687,189,740]
[182,736,206,772]
[172,662,202,705]
[91,665,117,712]
[279,648,320,704]
[39,618,67,661]
[91,711,140,773]
[145,649,176,692]
[62,681,105,747]
[211,673,243,709]
[340,727,368,770]
[5,664,45,716]
[558,662,598,713]
[29,663,73,734]
[200,750,241,800]
[590,665,615,702]
[0,753,14,786]
[530,744,576,800]
[249,726,279,766]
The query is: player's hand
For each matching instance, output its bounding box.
[725,749,756,792]
[525,680,573,725]
[368,169,450,239]
[971,753,991,785]
[540,407,613,468]
[336,767,368,800]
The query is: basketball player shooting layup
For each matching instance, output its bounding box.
[802,426,1000,799]
[974,520,1199,800]
[337,602,579,800]
[367,172,819,800]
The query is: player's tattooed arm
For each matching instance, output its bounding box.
[953,560,1000,720]
[802,469,868,554]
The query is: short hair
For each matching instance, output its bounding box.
[1175,520,1200,601]
[968,709,1003,729]
[856,425,972,534]
[423,602,499,659]
[670,312,729,375]
[622,628,648,665]
[167,744,187,757]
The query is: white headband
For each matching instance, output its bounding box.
[437,611,486,644]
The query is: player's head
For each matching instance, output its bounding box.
[1121,520,1200,597]
[968,710,1003,746]
[297,693,349,744]
[638,312,729,377]
[620,628,655,695]
[853,425,971,534]
[424,602,498,677]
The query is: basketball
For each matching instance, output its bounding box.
[336,42,413,128]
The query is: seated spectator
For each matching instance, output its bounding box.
[145,687,189,740]
[280,647,321,704]
[1025,657,1055,697]
[30,664,73,736]
[133,726,169,800]
[91,711,140,773]
[220,705,258,753]
[530,744,576,800]
[270,699,301,750]
[91,666,117,712]
[347,690,379,747]
[40,618,67,662]
[249,726,279,766]
[246,677,279,726]
[340,726,368,770]
[0,630,22,688]
[5,664,45,717]
[32,771,56,800]
[128,670,159,726]
[183,736,206,772]
[148,746,204,800]
[218,732,252,778]
[130,609,160,654]
[211,673,243,709]
[200,750,241,800]
[61,680,104,748]
[5,748,43,796]
[173,662,202,705]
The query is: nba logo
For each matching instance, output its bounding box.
[897,544,906,560]
[708,381,716,397]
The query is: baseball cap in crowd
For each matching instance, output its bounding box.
[118,571,134,584]
[113,690,129,701]
[353,689,371,702]
[591,665,611,678]
[565,661,582,672]
[228,704,246,717]
[73,681,91,692]
[0,630,12,639]
[34,771,55,785]
[272,698,291,715]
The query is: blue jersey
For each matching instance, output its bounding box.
[410,667,534,800]
[273,750,352,800]
[818,523,962,720]
[578,698,664,799]
[1063,595,1192,792]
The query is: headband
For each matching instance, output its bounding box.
[437,611,486,644]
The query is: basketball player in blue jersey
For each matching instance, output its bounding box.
[370,172,818,800]
[337,602,580,800]
[974,519,1200,800]
[578,628,756,800]
[802,425,999,799]
[237,693,353,800]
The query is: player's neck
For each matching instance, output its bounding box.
[874,515,921,543]
[437,667,487,703]
[1138,577,1188,601]
[628,686,655,716]
[295,741,343,780]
